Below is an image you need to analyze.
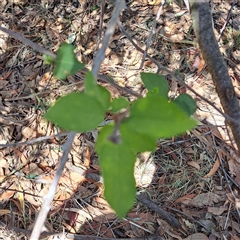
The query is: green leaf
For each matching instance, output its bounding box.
[120,123,156,152]
[84,71,98,96]
[95,85,111,111]
[45,92,105,132]
[141,72,169,98]
[42,54,55,65]
[172,93,197,117]
[26,174,37,179]
[96,125,136,218]
[84,71,111,111]
[124,95,196,138]
[110,97,129,113]
[53,43,85,79]
[92,5,99,10]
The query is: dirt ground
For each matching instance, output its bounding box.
[0,0,240,239]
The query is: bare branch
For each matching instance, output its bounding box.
[12,226,159,240]
[30,132,75,240]
[190,0,240,153]
[92,0,126,78]
[0,25,56,58]
[137,193,181,229]
[139,0,165,69]
[217,0,238,41]
[0,132,69,148]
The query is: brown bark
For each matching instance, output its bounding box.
[190,0,240,153]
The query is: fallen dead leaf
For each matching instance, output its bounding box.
[228,159,240,185]
[215,216,240,234]
[199,219,216,232]
[226,192,240,209]
[207,206,228,216]
[230,234,240,240]
[12,0,28,4]
[187,160,200,170]
[211,126,223,140]
[174,193,197,204]
[92,197,116,220]
[0,80,8,89]
[0,183,16,201]
[12,148,28,165]
[182,192,225,207]
[183,233,208,240]
[0,209,20,216]
[21,126,37,140]
[62,221,76,233]
[204,152,221,178]
[135,159,156,187]
[128,211,155,225]
[157,219,182,239]
[16,183,25,213]
[197,54,205,74]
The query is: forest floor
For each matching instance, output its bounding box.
[0,0,240,239]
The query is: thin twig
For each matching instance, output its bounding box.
[139,0,165,69]
[123,218,154,234]
[11,226,160,240]
[94,0,105,51]
[137,192,181,229]
[224,202,232,230]
[98,74,141,98]
[0,132,69,148]
[92,1,126,78]
[30,132,75,240]
[4,90,57,101]
[217,0,238,41]
[0,25,56,58]
[0,187,58,199]
[220,167,240,190]
[166,206,209,229]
